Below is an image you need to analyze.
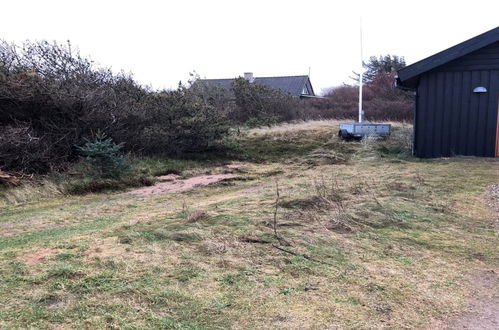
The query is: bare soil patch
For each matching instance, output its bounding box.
[444,270,499,330]
[440,185,499,329]
[21,248,57,265]
[129,173,236,195]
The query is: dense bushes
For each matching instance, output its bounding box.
[135,89,230,155]
[0,40,230,174]
[0,40,414,176]
[191,77,297,126]
[0,125,54,173]
[191,72,413,125]
[298,72,413,122]
[231,78,298,125]
[298,55,412,122]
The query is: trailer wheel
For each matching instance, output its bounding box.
[338,129,351,140]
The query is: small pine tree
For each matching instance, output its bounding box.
[78,133,129,178]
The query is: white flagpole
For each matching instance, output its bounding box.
[359,17,363,123]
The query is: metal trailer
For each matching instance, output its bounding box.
[338,122,391,140]
[340,21,392,142]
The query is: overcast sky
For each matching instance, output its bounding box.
[2,0,498,94]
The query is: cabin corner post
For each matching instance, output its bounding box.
[496,96,499,157]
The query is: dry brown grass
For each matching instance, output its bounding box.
[0,120,498,329]
[185,210,209,223]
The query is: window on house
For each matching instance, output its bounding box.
[302,85,310,95]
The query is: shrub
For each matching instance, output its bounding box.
[231,77,298,125]
[78,133,129,179]
[0,125,55,173]
[63,174,154,195]
[0,40,231,174]
[299,72,413,122]
[190,77,299,126]
[188,73,235,118]
[132,89,231,156]
[297,86,358,120]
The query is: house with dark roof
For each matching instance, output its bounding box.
[396,26,499,158]
[199,72,316,99]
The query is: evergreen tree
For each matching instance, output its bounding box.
[352,54,406,83]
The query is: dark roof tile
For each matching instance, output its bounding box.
[397,26,499,88]
[199,75,313,97]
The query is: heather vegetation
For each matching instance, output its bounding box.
[191,55,414,124]
[0,40,230,175]
[190,76,298,127]
[0,121,497,329]
[0,40,413,194]
[299,55,413,121]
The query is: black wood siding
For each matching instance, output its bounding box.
[414,42,499,157]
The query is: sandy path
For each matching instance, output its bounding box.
[442,185,499,329]
[129,173,236,195]
[445,270,499,329]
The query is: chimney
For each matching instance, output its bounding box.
[244,72,254,83]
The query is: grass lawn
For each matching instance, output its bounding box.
[0,120,498,329]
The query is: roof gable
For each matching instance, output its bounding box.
[199,75,314,97]
[253,76,311,96]
[397,26,499,88]
[199,78,234,91]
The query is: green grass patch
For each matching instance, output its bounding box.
[0,215,121,250]
[1,121,498,329]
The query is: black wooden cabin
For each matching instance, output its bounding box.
[397,27,499,158]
